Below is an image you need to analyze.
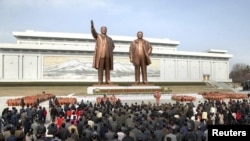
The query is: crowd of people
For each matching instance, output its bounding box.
[0,94,250,141]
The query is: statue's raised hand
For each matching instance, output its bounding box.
[91,20,94,27]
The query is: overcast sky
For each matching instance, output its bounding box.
[1,0,250,70]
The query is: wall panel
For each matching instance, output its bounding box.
[202,61,211,75]
[177,60,188,80]
[190,61,200,80]
[23,56,38,79]
[3,55,19,79]
[164,59,176,81]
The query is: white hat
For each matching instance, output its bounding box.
[174,114,180,118]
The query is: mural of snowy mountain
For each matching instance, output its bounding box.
[43,59,160,80]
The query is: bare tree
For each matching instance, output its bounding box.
[230,63,250,82]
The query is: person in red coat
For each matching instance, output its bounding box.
[42,107,47,123]
[56,115,65,128]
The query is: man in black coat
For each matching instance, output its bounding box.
[122,130,134,141]
[58,123,69,141]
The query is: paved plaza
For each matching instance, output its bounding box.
[1,90,249,113]
[0,93,204,112]
[1,91,249,138]
[0,93,203,130]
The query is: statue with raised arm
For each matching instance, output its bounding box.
[91,20,115,84]
[129,31,152,84]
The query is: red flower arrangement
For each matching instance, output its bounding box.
[171,95,196,102]
[6,93,55,106]
[200,92,248,100]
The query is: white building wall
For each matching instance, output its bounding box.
[3,55,19,79]
[177,59,188,81]
[161,59,176,81]
[0,52,2,79]
[0,30,233,82]
[190,60,200,80]
[0,51,232,82]
[214,61,228,81]
[202,61,211,76]
[22,55,39,79]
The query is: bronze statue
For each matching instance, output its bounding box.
[91,20,115,84]
[129,31,152,84]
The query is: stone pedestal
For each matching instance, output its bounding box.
[92,83,119,87]
[87,85,162,95]
[131,83,155,86]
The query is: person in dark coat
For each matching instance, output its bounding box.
[6,128,17,141]
[20,98,25,108]
[136,128,148,141]
[195,126,204,141]
[36,121,46,138]
[10,112,18,127]
[58,123,69,141]
[112,133,120,141]
[79,131,91,141]
[122,130,134,141]
[184,128,197,141]
[110,117,118,133]
[50,106,58,122]
[47,122,58,136]
[154,125,164,141]
[14,123,25,141]
[23,118,32,135]
[100,123,108,140]
[105,126,115,140]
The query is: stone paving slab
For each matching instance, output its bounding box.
[0,93,203,114]
[1,92,249,138]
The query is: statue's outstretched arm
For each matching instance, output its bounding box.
[91,20,98,39]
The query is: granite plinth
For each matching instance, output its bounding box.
[131,83,154,86]
[92,83,119,87]
[87,85,162,95]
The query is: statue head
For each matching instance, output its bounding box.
[101,26,107,34]
[137,31,143,39]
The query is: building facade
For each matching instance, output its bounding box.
[0,30,233,82]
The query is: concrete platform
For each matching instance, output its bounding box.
[87,85,162,94]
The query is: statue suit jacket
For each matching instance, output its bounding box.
[129,39,152,66]
[91,27,115,70]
